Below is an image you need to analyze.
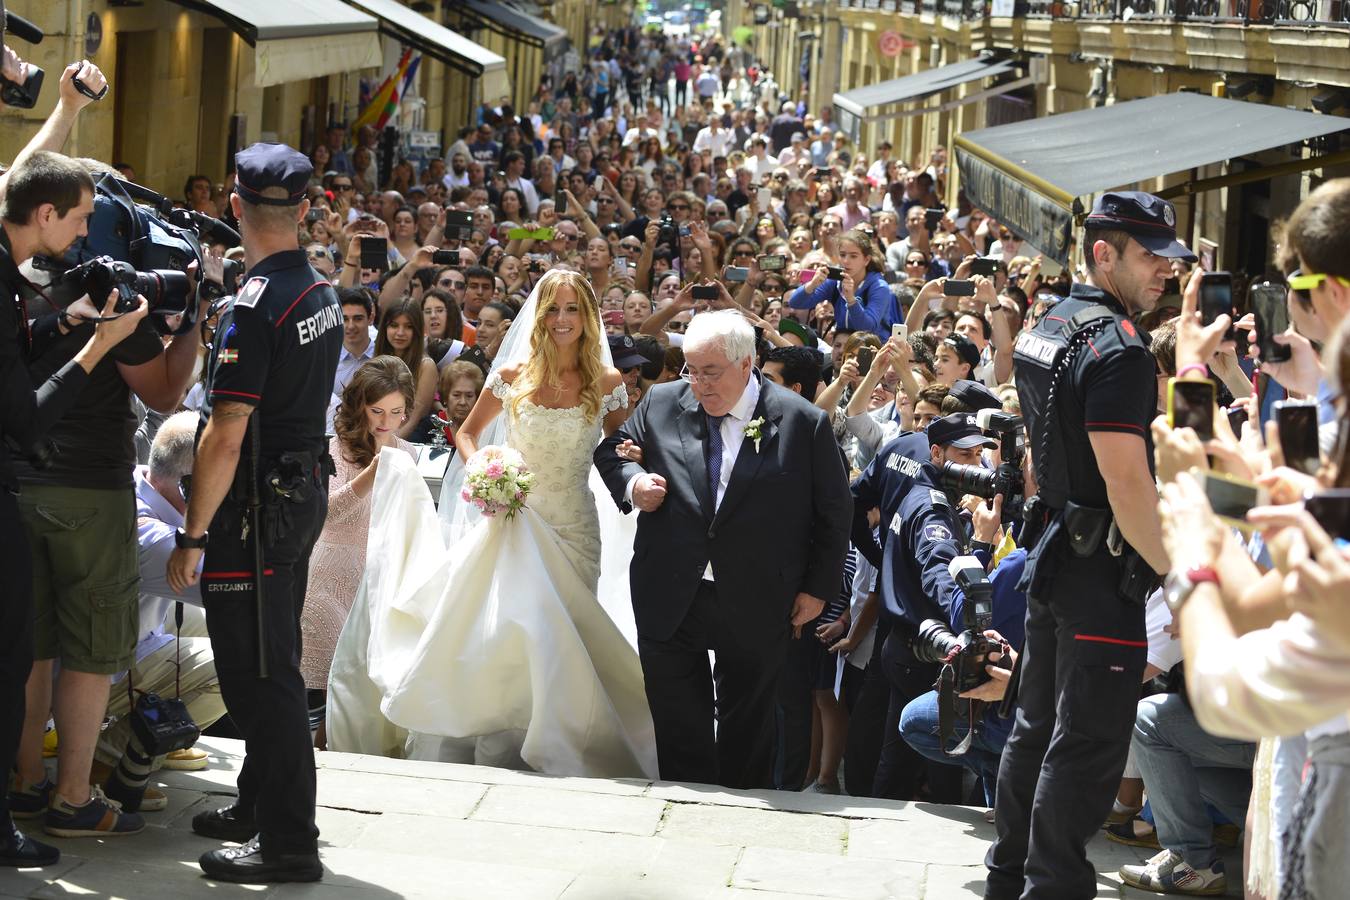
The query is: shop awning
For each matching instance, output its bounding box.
[171,0,383,87]
[458,0,568,61]
[833,56,1030,141]
[342,0,510,101]
[955,92,1350,265]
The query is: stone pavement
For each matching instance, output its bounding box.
[0,736,1241,899]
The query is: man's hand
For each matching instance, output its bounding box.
[1175,270,1231,373]
[58,60,108,112]
[958,632,1016,702]
[167,547,203,594]
[816,616,849,645]
[972,493,1003,545]
[791,592,825,638]
[632,473,667,511]
[1259,328,1323,396]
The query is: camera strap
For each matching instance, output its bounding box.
[936,663,978,757]
[123,601,187,706]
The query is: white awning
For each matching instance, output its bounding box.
[171,0,384,86]
[342,0,510,101]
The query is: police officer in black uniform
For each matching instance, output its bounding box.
[850,414,998,801]
[984,192,1195,899]
[166,143,342,885]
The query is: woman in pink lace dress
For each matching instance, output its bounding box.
[304,356,418,746]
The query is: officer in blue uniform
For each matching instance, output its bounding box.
[984,192,1196,900]
[165,143,342,884]
[851,414,997,801]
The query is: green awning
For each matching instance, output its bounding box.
[955,93,1350,265]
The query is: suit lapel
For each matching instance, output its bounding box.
[678,390,715,520]
[713,381,779,525]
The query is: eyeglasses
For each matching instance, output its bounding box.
[679,363,727,382]
[1286,269,1350,292]
[331,183,353,191]
[559,233,579,242]
[732,250,755,258]
[906,258,926,266]
[597,198,615,205]
[308,249,330,260]
[666,321,687,333]
[668,204,690,212]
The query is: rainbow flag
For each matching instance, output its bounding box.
[353,48,414,134]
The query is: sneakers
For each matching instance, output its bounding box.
[163,747,210,771]
[43,786,146,838]
[1120,849,1226,896]
[7,776,53,821]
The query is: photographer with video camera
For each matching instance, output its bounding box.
[10,157,218,842]
[985,192,1191,900]
[849,412,1001,802]
[0,150,147,866]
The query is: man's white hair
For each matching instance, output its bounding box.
[148,411,200,483]
[684,309,755,364]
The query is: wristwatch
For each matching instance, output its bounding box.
[1162,566,1220,613]
[174,528,209,550]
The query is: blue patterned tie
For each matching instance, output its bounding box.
[706,414,726,497]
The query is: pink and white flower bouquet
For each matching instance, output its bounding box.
[461,446,534,519]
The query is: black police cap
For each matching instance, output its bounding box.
[948,379,1002,413]
[1083,191,1198,261]
[234,142,311,207]
[925,413,998,450]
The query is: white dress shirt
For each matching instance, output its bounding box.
[624,374,762,582]
[693,126,735,159]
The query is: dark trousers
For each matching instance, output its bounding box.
[772,625,815,791]
[675,80,688,106]
[843,626,889,798]
[201,486,326,856]
[638,580,789,790]
[0,489,34,830]
[872,631,963,802]
[984,550,1146,900]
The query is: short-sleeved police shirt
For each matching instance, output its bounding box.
[204,249,341,457]
[1052,283,1156,508]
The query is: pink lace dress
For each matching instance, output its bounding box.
[302,434,417,690]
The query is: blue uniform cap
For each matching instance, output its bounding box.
[1083,191,1198,261]
[608,334,647,369]
[926,413,998,450]
[234,142,311,206]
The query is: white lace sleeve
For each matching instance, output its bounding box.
[601,382,629,414]
[486,371,512,401]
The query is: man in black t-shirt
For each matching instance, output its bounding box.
[12,158,212,843]
[167,143,340,885]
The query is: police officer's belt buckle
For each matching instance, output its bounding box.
[1106,520,1124,558]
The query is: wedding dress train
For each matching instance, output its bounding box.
[327,375,657,779]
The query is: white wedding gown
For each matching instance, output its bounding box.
[327,373,657,779]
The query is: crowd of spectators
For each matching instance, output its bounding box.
[2,20,1347,900]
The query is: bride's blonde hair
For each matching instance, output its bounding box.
[510,270,607,422]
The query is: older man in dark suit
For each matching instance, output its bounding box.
[595,309,851,790]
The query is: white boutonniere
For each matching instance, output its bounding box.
[744,417,766,453]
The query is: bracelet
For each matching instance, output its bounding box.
[343,261,358,269]
[1175,363,1208,380]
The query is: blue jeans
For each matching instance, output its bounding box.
[899,690,1006,806]
[1132,692,1256,869]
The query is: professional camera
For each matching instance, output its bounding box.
[912,556,999,694]
[657,213,680,249]
[37,173,240,336]
[940,408,1026,521]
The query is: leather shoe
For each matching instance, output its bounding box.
[199,837,321,884]
[191,803,257,843]
[0,825,60,867]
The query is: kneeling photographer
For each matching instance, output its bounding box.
[850,412,1004,802]
[898,438,1040,807]
[11,160,222,840]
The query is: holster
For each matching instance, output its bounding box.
[1118,550,1161,607]
[260,450,328,541]
[1062,500,1112,557]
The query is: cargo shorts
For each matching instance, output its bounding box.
[18,483,139,674]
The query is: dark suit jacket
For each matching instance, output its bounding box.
[594,375,852,644]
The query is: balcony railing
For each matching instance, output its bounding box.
[1016,0,1350,21]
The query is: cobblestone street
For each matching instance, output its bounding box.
[0,737,1240,898]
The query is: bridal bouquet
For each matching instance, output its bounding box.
[461,446,534,519]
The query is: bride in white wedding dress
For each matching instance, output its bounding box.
[327,270,657,779]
